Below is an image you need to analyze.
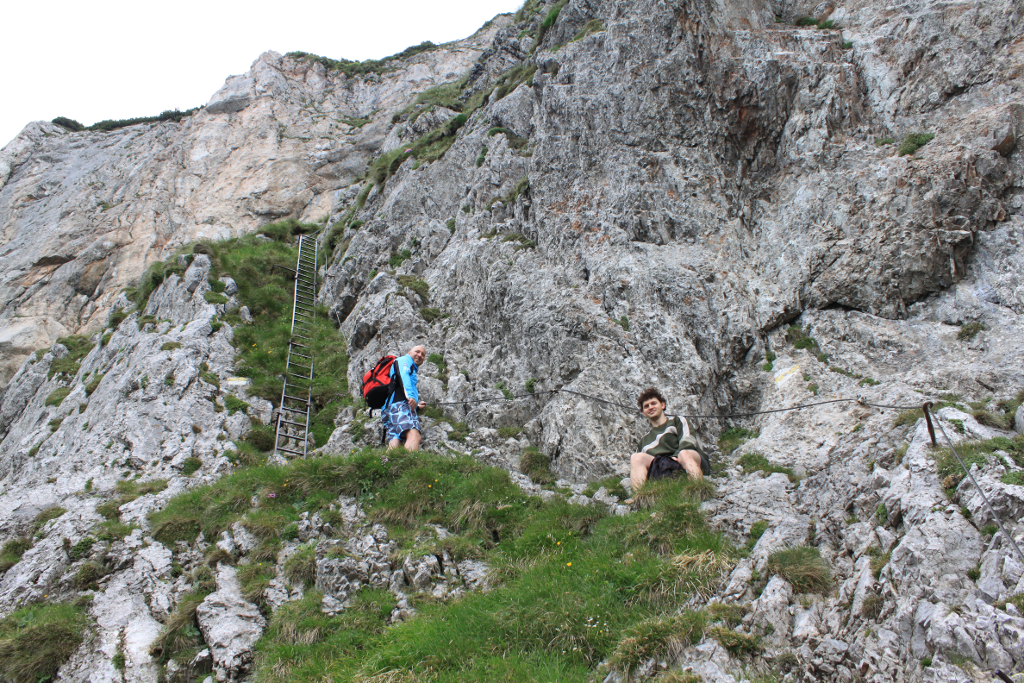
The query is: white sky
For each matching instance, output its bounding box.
[0,0,522,148]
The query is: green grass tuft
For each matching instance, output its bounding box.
[738,452,798,483]
[44,388,71,407]
[898,132,935,156]
[957,322,985,341]
[719,427,756,456]
[766,546,832,593]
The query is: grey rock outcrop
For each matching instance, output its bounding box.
[195,564,266,682]
[0,0,1022,681]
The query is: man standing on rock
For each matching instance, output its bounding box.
[382,345,427,451]
[629,387,710,493]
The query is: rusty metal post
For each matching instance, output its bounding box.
[922,402,937,446]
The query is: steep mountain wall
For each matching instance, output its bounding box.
[0,0,1023,682]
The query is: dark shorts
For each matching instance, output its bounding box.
[648,449,711,476]
[382,401,420,443]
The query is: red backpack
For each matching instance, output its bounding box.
[362,356,399,409]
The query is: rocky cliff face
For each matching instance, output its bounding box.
[1,0,1024,681]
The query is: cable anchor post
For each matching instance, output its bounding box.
[922,402,938,446]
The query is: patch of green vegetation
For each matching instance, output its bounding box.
[224,395,250,416]
[203,290,229,305]
[47,335,95,380]
[842,41,854,49]
[283,543,318,588]
[957,321,985,341]
[446,218,456,234]
[487,126,530,151]
[608,610,707,673]
[52,108,197,133]
[68,537,96,561]
[368,113,469,188]
[738,452,798,483]
[32,507,66,534]
[785,325,828,364]
[766,546,832,593]
[85,373,104,396]
[898,133,935,156]
[871,551,891,579]
[497,426,523,439]
[342,116,372,128]
[0,538,33,574]
[860,378,880,387]
[520,446,555,485]
[719,427,757,456]
[582,476,629,500]
[525,377,537,394]
[487,176,530,211]
[396,275,429,300]
[420,307,443,323]
[389,249,413,268]
[0,602,90,683]
[160,341,182,351]
[503,233,536,250]
[45,388,71,407]
[875,137,894,146]
[163,371,175,386]
[476,145,488,167]
[287,42,438,78]
[534,0,568,49]
[1001,471,1024,486]
[615,315,629,332]
[746,520,769,550]
[708,626,763,655]
[573,18,605,41]
[495,382,514,400]
[48,417,64,432]
[182,458,203,476]
[226,449,733,681]
[933,435,1024,489]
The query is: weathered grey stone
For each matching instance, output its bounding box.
[195,564,266,682]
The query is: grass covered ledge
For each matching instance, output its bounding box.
[145,446,739,681]
[0,602,91,683]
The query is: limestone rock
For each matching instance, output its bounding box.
[195,564,266,682]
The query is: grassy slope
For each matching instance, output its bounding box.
[147,446,741,682]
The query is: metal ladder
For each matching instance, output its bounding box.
[273,233,319,458]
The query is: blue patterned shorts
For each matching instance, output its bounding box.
[382,401,420,443]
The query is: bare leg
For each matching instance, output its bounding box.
[404,429,422,452]
[676,449,703,480]
[630,452,655,492]
[387,438,401,451]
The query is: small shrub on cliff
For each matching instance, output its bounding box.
[957,321,985,341]
[898,133,935,156]
[0,602,90,683]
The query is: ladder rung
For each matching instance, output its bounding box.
[292,334,311,339]
[289,341,309,349]
[288,373,312,380]
[289,364,312,373]
[275,446,306,456]
[295,303,314,311]
[283,394,309,403]
[290,352,312,359]
[279,419,308,428]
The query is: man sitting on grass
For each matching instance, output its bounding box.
[629,387,710,495]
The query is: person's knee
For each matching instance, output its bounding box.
[630,452,648,467]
